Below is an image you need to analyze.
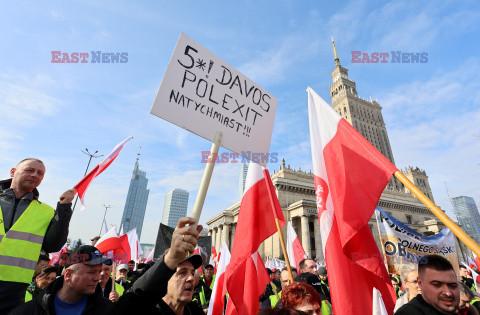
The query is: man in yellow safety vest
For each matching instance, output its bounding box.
[0,158,75,313]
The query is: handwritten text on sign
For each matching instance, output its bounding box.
[151,33,277,166]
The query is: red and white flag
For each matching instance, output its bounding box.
[471,253,480,270]
[145,249,154,263]
[49,243,68,265]
[207,242,231,315]
[210,246,218,266]
[74,136,133,207]
[286,221,307,270]
[307,87,397,314]
[95,226,125,261]
[119,228,141,263]
[225,162,285,315]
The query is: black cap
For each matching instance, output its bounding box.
[294,272,324,295]
[266,268,273,275]
[68,245,110,267]
[205,264,214,269]
[180,254,202,270]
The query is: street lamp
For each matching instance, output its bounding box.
[72,148,103,212]
[99,204,113,236]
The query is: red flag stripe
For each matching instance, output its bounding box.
[307,87,397,314]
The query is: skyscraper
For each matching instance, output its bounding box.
[238,163,248,199]
[161,189,189,227]
[119,149,150,240]
[452,196,480,242]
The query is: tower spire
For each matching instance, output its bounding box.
[135,144,142,165]
[331,36,341,67]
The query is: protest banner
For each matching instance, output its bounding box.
[375,207,459,274]
[151,33,278,167]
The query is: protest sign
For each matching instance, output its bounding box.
[151,33,278,167]
[375,207,459,274]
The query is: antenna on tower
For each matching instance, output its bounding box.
[136,144,142,164]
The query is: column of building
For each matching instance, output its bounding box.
[301,215,311,257]
[313,218,323,261]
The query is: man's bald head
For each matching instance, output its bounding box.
[17,158,44,167]
[10,158,46,197]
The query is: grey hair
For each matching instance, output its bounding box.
[458,281,474,300]
[400,264,418,282]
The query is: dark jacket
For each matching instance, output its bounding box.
[192,280,212,309]
[109,257,204,314]
[0,179,73,314]
[8,276,112,315]
[394,294,447,315]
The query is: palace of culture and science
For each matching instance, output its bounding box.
[206,39,469,263]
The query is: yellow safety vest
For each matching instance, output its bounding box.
[202,274,216,290]
[269,291,282,307]
[0,201,54,284]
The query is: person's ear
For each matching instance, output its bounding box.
[10,168,16,178]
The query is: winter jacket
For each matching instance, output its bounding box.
[0,179,73,313]
[109,256,204,314]
[394,294,449,315]
[8,276,112,315]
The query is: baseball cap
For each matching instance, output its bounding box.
[317,267,327,276]
[294,272,324,295]
[205,264,214,269]
[117,264,129,271]
[68,245,110,267]
[180,254,202,269]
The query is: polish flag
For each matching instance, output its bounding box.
[119,228,141,263]
[74,136,133,207]
[307,87,397,314]
[95,227,126,261]
[266,257,276,271]
[207,242,231,315]
[145,249,154,263]
[210,246,218,266]
[49,243,68,265]
[286,222,307,270]
[225,162,285,315]
[472,253,480,270]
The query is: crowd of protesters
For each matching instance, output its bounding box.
[3,158,480,314]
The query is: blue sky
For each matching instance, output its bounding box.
[1,0,479,245]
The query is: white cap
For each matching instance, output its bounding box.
[117,264,129,271]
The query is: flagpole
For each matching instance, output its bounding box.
[191,131,223,222]
[264,169,295,284]
[111,261,116,292]
[72,148,103,212]
[394,171,480,258]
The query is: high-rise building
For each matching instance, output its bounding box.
[238,163,248,199]
[452,196,480,242]
[161,189,189,227]
[119,149,150,240]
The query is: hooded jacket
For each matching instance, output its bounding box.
[8,276,112,315]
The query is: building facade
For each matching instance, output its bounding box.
[452,196,480,243]
[207,39,469,264]
[161,188,189,227]
[120,153,150,240]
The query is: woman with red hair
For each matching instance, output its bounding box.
[281,282,323,315]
